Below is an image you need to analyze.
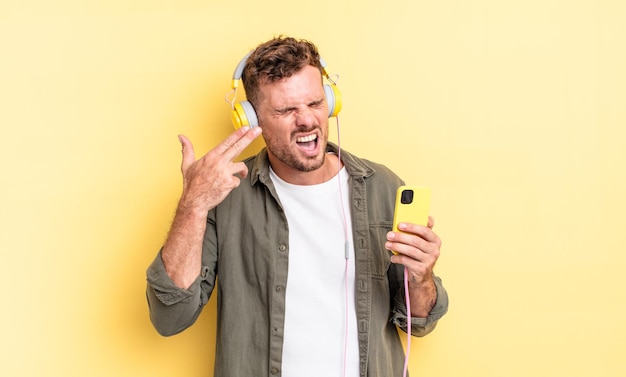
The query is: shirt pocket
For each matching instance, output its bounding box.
[368,220,393,279]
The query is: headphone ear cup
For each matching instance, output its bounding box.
[231,101,259,129]
[324,84,342,118]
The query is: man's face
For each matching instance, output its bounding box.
[255,65,330,176]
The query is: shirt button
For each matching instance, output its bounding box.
[271,367,279,374]
[275,286,283,292]
[279,244,287,252]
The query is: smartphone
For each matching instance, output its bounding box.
[392,186,432,254]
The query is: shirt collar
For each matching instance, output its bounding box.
[249,142,375,187]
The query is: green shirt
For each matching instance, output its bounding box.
[146,143,448,377]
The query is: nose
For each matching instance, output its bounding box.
[295,106,316,127]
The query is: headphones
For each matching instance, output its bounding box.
[229,51,342,129]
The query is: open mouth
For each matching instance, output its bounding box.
[296,134,318,152]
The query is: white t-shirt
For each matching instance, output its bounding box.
[270,166,359,377]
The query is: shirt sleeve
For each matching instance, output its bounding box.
[145,249,212,336]
[390,275,449,337]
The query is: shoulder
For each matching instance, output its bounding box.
[338,146,404,186]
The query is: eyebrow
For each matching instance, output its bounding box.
[274,98,325,114]
[308,98,324,107]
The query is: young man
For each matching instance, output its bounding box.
[146,36,448,377]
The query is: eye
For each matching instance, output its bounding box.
[275,107,296,116]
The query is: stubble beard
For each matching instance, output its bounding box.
[267,129,328,173]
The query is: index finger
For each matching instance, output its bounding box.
[214,126,263,160]
[396,222,436,242]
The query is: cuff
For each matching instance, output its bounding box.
[146,249,201,306]
[391,275,449,336]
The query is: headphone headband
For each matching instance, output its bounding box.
[229,50,342,129]
[231,51,253,89]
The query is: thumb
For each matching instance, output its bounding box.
[178,134,195,174]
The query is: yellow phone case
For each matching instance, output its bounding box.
[392,186,432,254]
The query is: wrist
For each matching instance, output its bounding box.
[408,276,437,317]
[177,192,212,218]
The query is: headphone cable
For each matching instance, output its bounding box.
[403,268,411,377]
[334,115,351,377]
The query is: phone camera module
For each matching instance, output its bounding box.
[400,189,414,204]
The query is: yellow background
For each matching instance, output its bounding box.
[1,0,625,376]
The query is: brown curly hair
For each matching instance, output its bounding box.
[241,36,324,108]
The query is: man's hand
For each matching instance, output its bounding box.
[386,216,442,318]
[178,126,263,214]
